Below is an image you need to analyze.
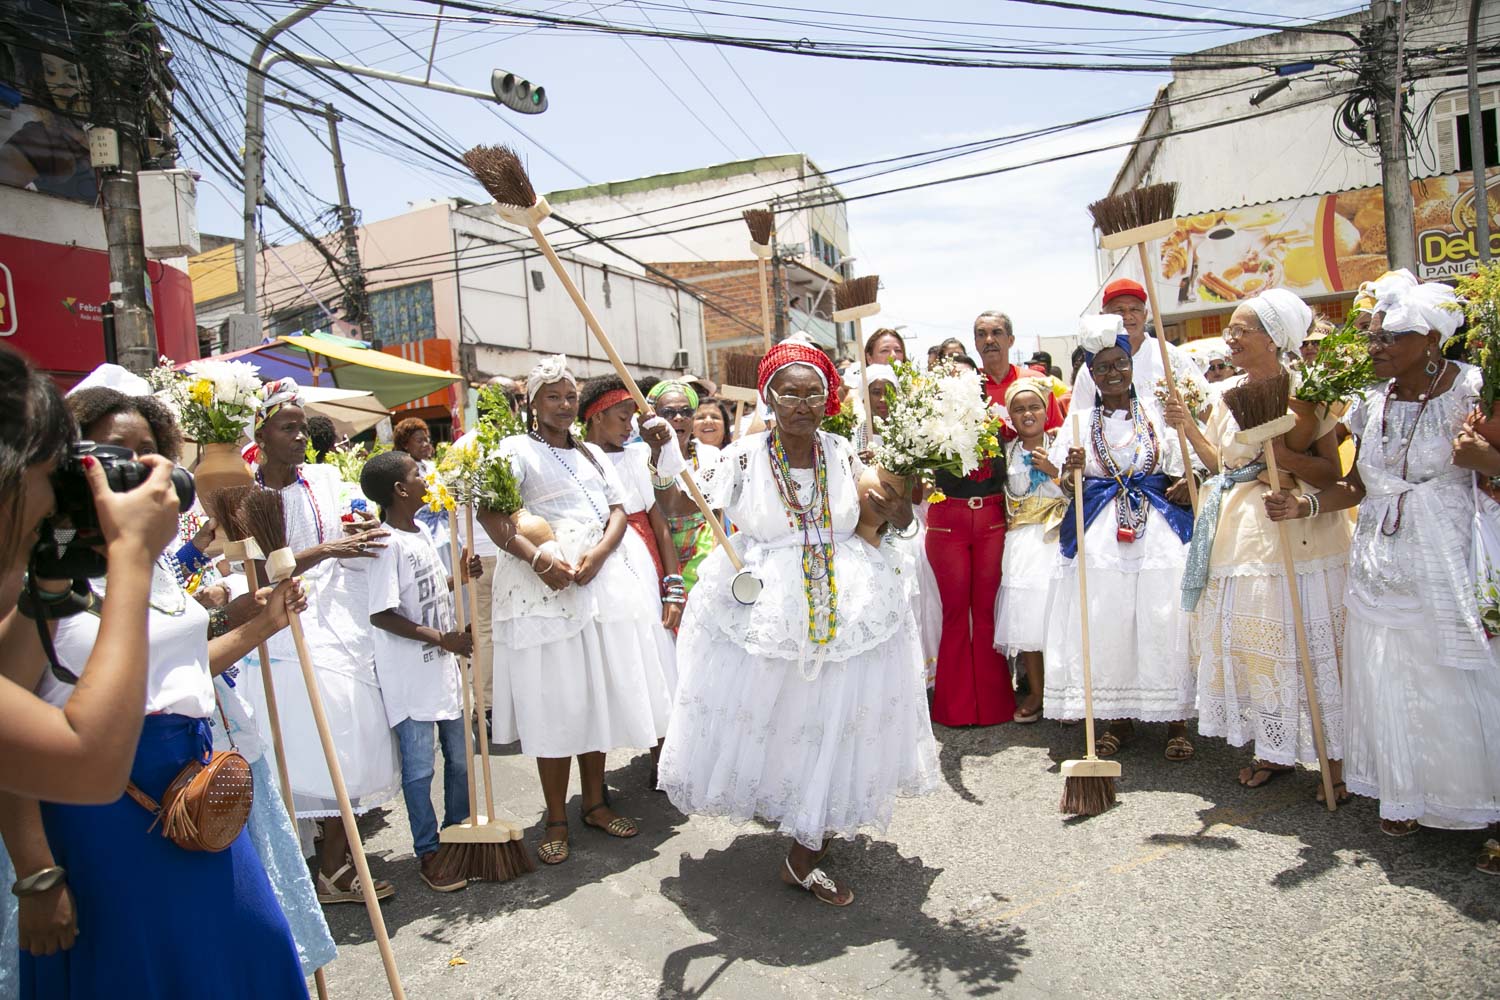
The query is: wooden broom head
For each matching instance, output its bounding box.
[742,208,774,247]
[206,484,256,543]
[1222,370,1292,432]
[238,488,289,558]
[724,351,761,390]
[834,275,880,313]
[1087,182,1178,237]
[462,144,537,209]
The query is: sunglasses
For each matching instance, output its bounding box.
[1362,329,1423,349]
[1207,361,1234,372]
[766,387,829,412]
[656,406,694,421]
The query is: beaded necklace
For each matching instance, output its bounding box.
[1376,360,1447,537]
[256,464,326,545]
[528,431,609,525]
[1089,398,1160,542]
[768,431,837,646]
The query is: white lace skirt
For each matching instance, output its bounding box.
[994,523,1053,656]
[1193,566,1346,766]
[1343,611,1500,829]
[880,526,941,684]
[658,618,940,849]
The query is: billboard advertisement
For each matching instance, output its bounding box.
[0,1,97,204]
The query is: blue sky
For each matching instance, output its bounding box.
[183,0,1362,358]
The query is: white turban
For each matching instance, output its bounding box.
[68,363,152,398]
[1078,314,1127,357]
[525,354,576,402]
[1355,267,1418,314]
[255,376,305,432]
[1376,282,1466,338]
[1246,289,1313,354]
[862,363,897,388]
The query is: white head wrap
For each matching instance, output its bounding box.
[255,377,305,432]
[67,363,152,398]
[1077,314,1127,356]
[1375,281,1466,338]
[862,363,897,389]
[1355,268,1418,314]
[1245,289,1313,353]
[525,354,577,402]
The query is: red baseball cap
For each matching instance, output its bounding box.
[1102,278,1147,306]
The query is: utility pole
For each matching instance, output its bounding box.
[1467,0,1492,265]
[265,96,370,335]
[78,0,161,374]
[1369,0,1417,271]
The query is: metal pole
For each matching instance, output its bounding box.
[1468,0,1492,265]
[1370,0,1417,270]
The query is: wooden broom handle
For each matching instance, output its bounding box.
[1261,445,1338,812]
[757,256,772,353]
[1134,243,1200,514]
[286,611,406,998]
[448,525,480,826]
[1071,414,1098,761]
[854,317,875,443]
[464,507,498,822]
[527,222,744,572]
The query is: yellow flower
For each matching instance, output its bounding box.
[422,480,455,513]
[928,489,947,504]
[188,379,214,407]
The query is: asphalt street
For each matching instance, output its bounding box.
[319,719,1498,999]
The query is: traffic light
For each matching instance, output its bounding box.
[491,71,547,114]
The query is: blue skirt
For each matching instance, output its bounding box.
[21,715,309,1000]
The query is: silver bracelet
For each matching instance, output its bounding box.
[12,865,66,897]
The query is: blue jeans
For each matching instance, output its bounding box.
[393,717,469,858]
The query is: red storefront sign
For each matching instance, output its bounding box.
[0,233,199,385]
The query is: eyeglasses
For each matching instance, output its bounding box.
[1089,357,1132,375]
[1207,361,1234,372]
[767,387,829,411]
[1222,323,1267,342]
[1362,328,1421,349]
[655,406,694,421]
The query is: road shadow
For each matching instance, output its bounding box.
[656,832,1028,998]
[321,749,691,948]
[932,715,1080,805]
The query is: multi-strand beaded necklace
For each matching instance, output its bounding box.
[768,431,837,645]
[1090,398,1160,542]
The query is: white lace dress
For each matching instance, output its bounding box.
[1342,363,1500,829]
[657,431,940,849]
[1042,402,1196,722]
[240,463,400,818]
[994,435,1066,656]
[606,441,679,694]
[486,436,673,758]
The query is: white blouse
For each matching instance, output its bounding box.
[501,434,623,525]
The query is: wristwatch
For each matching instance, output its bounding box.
[12,865,66,896]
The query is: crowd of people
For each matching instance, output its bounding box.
[0,263,1498,995]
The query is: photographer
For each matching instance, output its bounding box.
[0,347,181,803]
[0,378,313,996]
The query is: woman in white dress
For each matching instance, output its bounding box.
[658,342,940,907]
[1044,317,1198,759]
[249,379,401,904]
[479,358,673,865]
[993,378,1067,722]
[1268,280,1500,867]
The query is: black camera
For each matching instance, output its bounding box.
[30,442,196,581]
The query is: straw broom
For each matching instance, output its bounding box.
[1087,182,1199,514]
[1060,413,1120,816]
[209,486,332,1000]
[462,144,758,601]
[832,275,882,443]
[239,490,407,1000]
[1221,373,1338,812]
[743,208,774,353]
[440,518,534,879]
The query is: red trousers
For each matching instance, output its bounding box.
[924,496,1015,726]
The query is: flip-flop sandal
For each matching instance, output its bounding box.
[1164,735,1195,762]
[316,862,395,905]
[1315,780,1352,805]
[538,820,570,865]
[1239,760,1294,787]
[1013,705,1043,724]
[1477,840,1500,876]
[781,858,853,907]
[582,802,639,838]
[1380,818,1420,838]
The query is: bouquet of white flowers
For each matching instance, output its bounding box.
[425,424,522,516]
[872,359,1005,479]
[149,357,263,443]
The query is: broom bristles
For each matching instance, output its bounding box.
[1060,774,1118,816]
[462,144,537,209]
[441,836,534,882]
[1222,370,1291,432]
[1087,182,1178,236]
[206,484,257,543]
[742,208,774,246]
[239,489,289,556]
[724,351,760,390]
[834,275,880,313]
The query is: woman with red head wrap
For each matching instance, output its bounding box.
[657,342,939,907]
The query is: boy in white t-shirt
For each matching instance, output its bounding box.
[359,451,480,893]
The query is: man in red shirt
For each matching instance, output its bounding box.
[925,311,1063,727]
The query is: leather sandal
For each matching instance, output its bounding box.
[1477,839,1500,876]
[781,858,853,907]
[1380,818,1420,838]
[582,801,638,838]
[1239,760,1293,787]
[1164,735,1195,762]
[538,820,570,865]
[316,862,395,905]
